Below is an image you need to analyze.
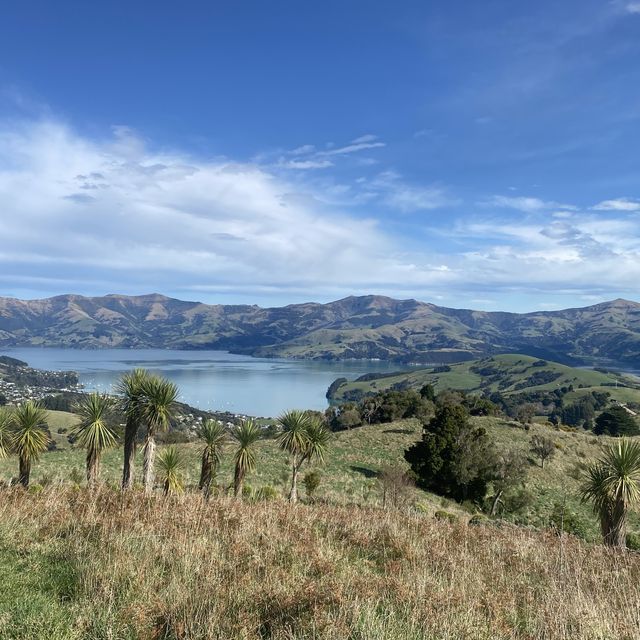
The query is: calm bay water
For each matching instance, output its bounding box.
[1,348,414,417]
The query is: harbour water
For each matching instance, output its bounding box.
[0,348,415,417]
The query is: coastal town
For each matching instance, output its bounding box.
[0,355,81,406]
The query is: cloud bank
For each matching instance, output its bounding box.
[0,118,639,308]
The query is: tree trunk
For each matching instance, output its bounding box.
[234,467,244,498]
[604,499,627,547]
[289,458,299,504]
[200,455,212,500]
[18,456,30,488]
[142,432,156,495]
[490,490,503,516]
[121,418,138,491]
[86,448,100,489]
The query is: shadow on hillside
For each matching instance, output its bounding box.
[350,465,379,478]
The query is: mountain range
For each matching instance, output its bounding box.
[0,293,639,366]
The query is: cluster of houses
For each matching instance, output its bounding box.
[0,375,81,406]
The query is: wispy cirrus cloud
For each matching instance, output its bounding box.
[284,135,384,159]
[315,139,385,157]
[277,158,334,170]
[486,195,577,213]
[350,134,378,144]
[261,135,386,172]
[368,171,454,213]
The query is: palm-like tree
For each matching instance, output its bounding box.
[140,375,178,494]
[300,417,330,466]
[278,410,312,503]
[116,368,149,491]
[197,419,227,499]
[232,419,260,497]
[581,439,640,547]
[0,407,14,459]
[72,393,117,488]
[278,411,330,503]
[156,446,185,496]
[11,402,50,487]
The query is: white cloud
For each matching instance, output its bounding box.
[1,117,639,306]
[359,171,454,213]
[625,2,640,14]
[272,136,385,170]
[593,198,640,211]
[0,119,455,300]
[350,134,377,144]
[288,144,316,156]
[278,159,334,170]
[317,141,385,156]
[487,195,577,213]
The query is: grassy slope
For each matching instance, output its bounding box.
[329,353,640,402]
[45,410,80,448]
[1,410,640,638]
[3,410,638,540]
[0,490,639,640]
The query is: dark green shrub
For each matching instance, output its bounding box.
[303,471,322,500]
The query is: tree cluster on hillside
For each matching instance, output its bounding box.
[404,404,526,509]
[593,406,639,437]
[326,386,500,432]
[550,391,610,429]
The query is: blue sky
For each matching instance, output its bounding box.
[1,0,639,311]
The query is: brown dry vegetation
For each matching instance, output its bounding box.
[1,488,639,640]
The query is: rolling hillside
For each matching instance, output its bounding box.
[0,410,635,540]
[327,353,640,404]
[1,294,640,365]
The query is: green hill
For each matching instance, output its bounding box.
[327,353,640,405]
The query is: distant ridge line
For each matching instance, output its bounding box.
[0,293,639,366]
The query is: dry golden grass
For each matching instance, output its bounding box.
[0,488,639,640]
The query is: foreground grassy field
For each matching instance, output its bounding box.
[0,489,639,640]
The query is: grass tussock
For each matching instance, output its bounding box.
[0,488,639,640]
